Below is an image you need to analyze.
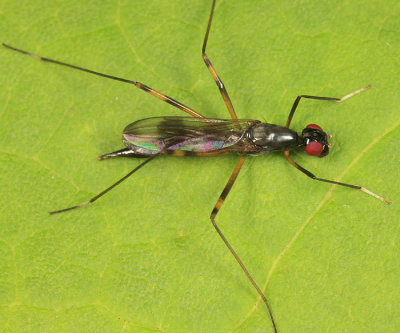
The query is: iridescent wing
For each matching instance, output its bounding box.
[122,116,260,154]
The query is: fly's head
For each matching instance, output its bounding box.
[301,124,330,157]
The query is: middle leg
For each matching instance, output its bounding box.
[202,0,238,120]
[209,154,278,332]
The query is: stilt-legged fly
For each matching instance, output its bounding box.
[2,0,390,331]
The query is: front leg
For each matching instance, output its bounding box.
[284,150,390,204]
[286,86,370,128]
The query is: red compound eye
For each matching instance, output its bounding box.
[305,141,323,156]
[306,124,323,131]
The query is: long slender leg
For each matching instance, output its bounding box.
[284,151,390,204]
[210,154,278,333]
[49,155,158,215]
[2,43,204,118]
[286,86,370,128]
[202,0,238,120]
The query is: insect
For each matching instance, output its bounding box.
[3,0,390,332]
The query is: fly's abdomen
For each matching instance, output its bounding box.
[122,116,260,154]
[122,132,237,153]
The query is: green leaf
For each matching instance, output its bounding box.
[1,0,399,332]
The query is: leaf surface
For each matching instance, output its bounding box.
[1,0,399,332]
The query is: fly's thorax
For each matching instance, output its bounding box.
[246,123,300,152]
